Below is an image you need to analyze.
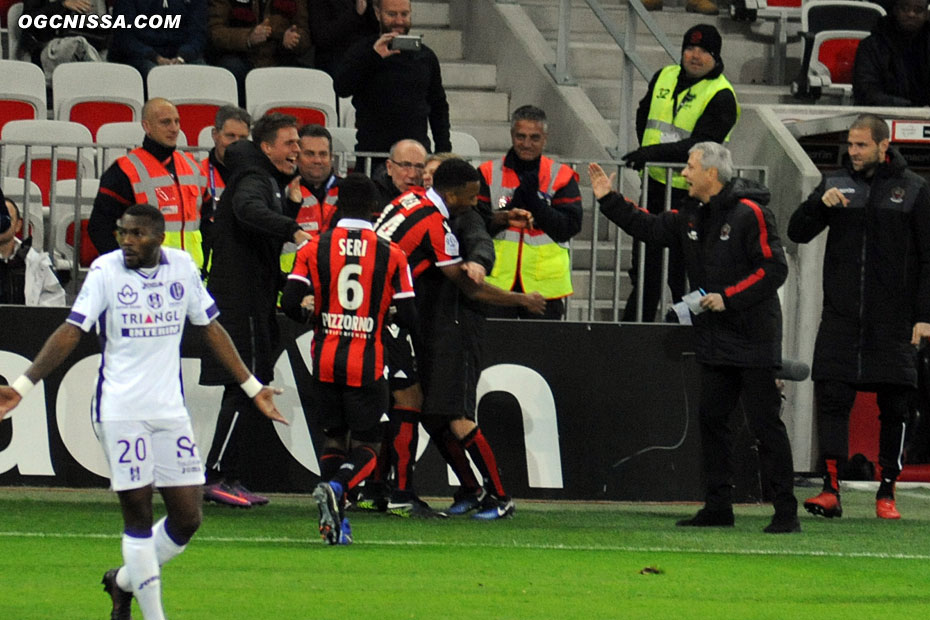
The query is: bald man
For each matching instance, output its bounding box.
[373,139,428,206]
[89,97,210,269]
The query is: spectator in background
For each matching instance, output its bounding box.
[281,123,342,272]
[0,195,66,306]
[619,24,738,322]
[199,113,310,508]
[476,105,582,320]
[308,0,379,77]
[89,98,209,270]
[333,0,451,165]
[422,152,457,189]
[373,138,427,206]
[108,0,207,79]
[788,114,930,521]
[201,105,252,274]
[207,0,311,106]
[20,0,107,82]
[853,0,930,107]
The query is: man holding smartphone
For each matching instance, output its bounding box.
[334,0,451,170]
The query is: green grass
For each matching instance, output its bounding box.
[1,485,929,619]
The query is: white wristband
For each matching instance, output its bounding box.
[11,375,35,398]
[240,375,263,399]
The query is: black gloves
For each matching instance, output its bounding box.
[621,148,649,171]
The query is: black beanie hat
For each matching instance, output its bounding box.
[682,24,722,63]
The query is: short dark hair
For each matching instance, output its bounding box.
[432,158,481,192]
[511,105,548,131]
[336,173,380,219]
[298,124,333,153]
[252,112,298,146]
[214,105,251,131]
[123,203,165,233]
[4,197,20,221]
[850,113,890,143]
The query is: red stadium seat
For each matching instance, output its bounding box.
[147,65,238,142]
[246,68,337,126]
[52,62,144,140]
[0,60,45,134]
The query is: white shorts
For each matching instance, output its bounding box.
[96,417,206,492]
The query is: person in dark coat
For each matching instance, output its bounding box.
[788,113,930,520]
[199,113,310,507]
[852,0,930,107]
[308,0,379,77]
[590,141,799,534]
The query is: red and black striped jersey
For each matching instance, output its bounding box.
[373,187,462,279]
[288,219,414,387]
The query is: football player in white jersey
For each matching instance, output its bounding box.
[0,203,287,620]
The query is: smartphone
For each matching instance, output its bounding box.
[389,35,423,52]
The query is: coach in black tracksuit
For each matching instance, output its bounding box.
[788,114,930,520]
[590,142,799,534]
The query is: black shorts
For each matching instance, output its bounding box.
[385,324,418,390]
[314,377,389,437]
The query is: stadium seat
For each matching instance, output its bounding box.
[52,178,98,268]
[450,130,481,159]
[805,30,869,102]
[197,125,214,149]
[2,175,47,251]
[1,120,95,207]
[338,96,355,128]
[52,62,144,140]
[792,0,885,99]
[0,59,45,135]
[95,121,188,171]
[5,2,25,60]
[245,67,337,126]
[146,65,237,145]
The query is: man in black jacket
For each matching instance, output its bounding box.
[853,0,930,107]
[333,0,451,160]
[199,113,310,507]
[788,114,930,521]
[590,142,799,533]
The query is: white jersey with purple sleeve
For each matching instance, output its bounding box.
[67,247,219,422]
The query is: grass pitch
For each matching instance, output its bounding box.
[1,484,929,619]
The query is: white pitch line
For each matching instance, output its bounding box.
[1,530,929,560]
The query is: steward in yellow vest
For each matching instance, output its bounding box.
[89,98,208,269]
[618,24,740,322]
[477,105,583,320]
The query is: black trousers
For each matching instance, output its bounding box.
[699,364,797,516]
[623,178,688,322]
[814,380,909,481]
[205,385,254,483]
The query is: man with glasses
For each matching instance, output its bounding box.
[373,139,428,207]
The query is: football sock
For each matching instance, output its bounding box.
[333,445,379,494]
[877,477,896,500]
[372,422,392,482]
[121,530,164,620]
[320,446,347,482]
[115,517,189,591]
[462,427,507,498]
[824,457,841,495]
[428,425,480,492]
[390,407,420,492]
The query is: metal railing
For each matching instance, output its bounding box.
[545,0,678,157]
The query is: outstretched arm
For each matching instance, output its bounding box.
[439,263,546,314]
[202,320,288,425]
[0,323,83,420]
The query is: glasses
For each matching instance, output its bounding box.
[390,159,426,171]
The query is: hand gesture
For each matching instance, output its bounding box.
[700,292,726,312]
[911,321,930,346]
[282,25,300,50]
[587,163,616,200]
[523,291,547,315]
[461,261,487,285]
[63,0,92,13]
[507,207,533,229]
[294,230,312,245]
[374,32,400,58]
[287,176,302,202]
[0,386,23,422]
[249,19,272,47]
[621,149,648,171]
[254,386,288,424]
[821,187,850,208]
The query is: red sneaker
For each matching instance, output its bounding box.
[803,491,842,518]
[876,498,901,520]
